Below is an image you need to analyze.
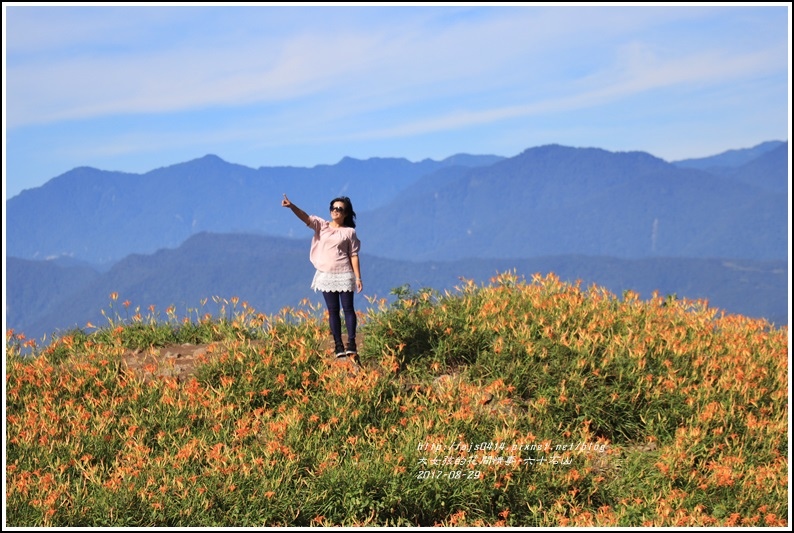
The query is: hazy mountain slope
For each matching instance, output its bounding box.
[9,233,787,342]
[6,257,100,332]
[722,143,789,193]
[673,140,784,170]
[361,144,787,260]
[6,154,502,265]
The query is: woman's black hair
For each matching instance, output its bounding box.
[330,196,356,228]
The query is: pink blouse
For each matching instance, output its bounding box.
[306,215,360,273]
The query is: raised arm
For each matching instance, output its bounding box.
[281,194,310,225]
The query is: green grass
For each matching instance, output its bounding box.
[5,272,789,526]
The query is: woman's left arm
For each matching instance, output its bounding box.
[351,255,363,293]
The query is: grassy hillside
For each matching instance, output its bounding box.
[5,272,788,527]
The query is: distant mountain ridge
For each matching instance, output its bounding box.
[7,233,788,341]
[5,141,787,265]
[361,143,788,261]
[6,153,503,264]
[673,140,785,171]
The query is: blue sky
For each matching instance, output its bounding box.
[3,3,790,198]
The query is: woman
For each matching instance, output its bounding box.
[282,194,363,357]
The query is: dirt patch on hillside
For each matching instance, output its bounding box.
[120,335,364,383]
[121,343,215,383]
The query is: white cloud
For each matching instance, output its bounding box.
[11,6,747,128]
[330,38,787,143]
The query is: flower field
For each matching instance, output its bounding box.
[5,272,789,526]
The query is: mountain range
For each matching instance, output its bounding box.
[362,143,788,261]
[7,153,503,265]
[5,141,790,340]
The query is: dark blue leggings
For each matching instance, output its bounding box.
[322,291,356,347]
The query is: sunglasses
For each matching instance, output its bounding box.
[330,205,346,213]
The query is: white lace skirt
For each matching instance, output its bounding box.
[311,270,356,292]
